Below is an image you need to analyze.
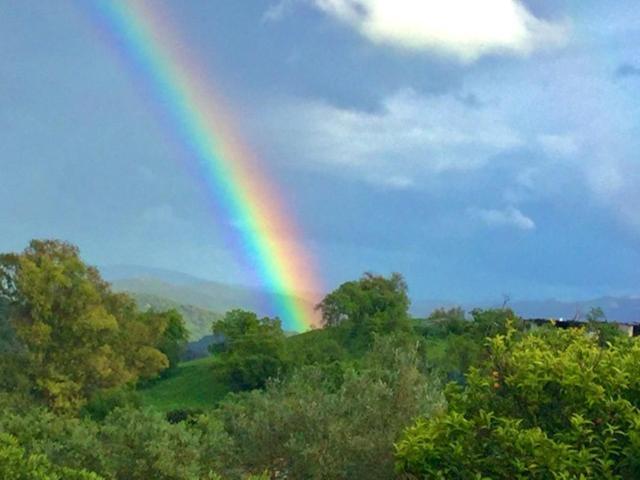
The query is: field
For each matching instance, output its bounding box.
[138,356,230,412]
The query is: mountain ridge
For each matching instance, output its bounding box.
[102,265,640,329]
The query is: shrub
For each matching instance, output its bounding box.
[396,327,640,479]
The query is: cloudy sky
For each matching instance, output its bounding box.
[2,0,640,304]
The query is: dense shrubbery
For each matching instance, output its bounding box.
[396,326,640,479]
[0,394,231,480]
[2,239,640,479]
[216,335,443,479]
[419,306,527,381]
[0,432,102,480]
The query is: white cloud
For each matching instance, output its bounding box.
[257,89,523,188]
[308,0,566,61]
[263,0,299,22]
[469,205,536,230]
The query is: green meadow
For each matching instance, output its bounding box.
[138,356,230,412]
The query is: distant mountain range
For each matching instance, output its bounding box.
[101,265,318,339]
[101,265,640,342]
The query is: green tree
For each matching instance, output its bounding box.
[396,327,640,479]
[0,240,169,411]
[212,309,288,391]
[316,272,411,349]
[142,308,189,376]
[468,307,525,339]
[420,307,468,337]
[0,296,31,394]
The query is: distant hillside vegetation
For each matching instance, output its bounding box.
[127,292,221,341]
[106,267,319,326]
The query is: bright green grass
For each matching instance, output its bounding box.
[139,356,230,412]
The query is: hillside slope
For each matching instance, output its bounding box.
[138,356,229,412]
[108,272,319,327]
[128,292,221,341]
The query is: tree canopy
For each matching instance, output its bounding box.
[316,272,411,348]
[396,326,640,478]
[211,309,288,391]
[0,240,173,411]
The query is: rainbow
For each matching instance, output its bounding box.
[85,1,322,331]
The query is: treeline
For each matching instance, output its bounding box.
[1,240,640,478]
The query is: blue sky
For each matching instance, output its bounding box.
[1,0,640,303]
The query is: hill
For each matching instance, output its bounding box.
[128,292,221,341]
[103,265,320,330]
[139,327,327,412]
[99,264,205,285]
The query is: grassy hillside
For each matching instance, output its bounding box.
[138,356,230,412]
[140,329,326,412]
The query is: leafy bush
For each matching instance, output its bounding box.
[0,432,102,480]
[421,308,527,381]
[0,399,232,480]
[396,327,640,478]
[217,335,443,479]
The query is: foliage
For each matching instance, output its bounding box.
[0,240,171,411]
[96,407,217,480]
[316,272,412,349]
[212,309,288,391]
[396,327,640,479]
[3,257,633,480]
[0,432,102,480]
[419,307,468,337]
[420,307,526,381]
[143,308,189,376]
[217,335,444,479]
[0,297,32,394]
[81,387,142,421]
[0,398,232,480]
[467,307,526,339]
[285,327,348,366]
[0,296,15,349]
